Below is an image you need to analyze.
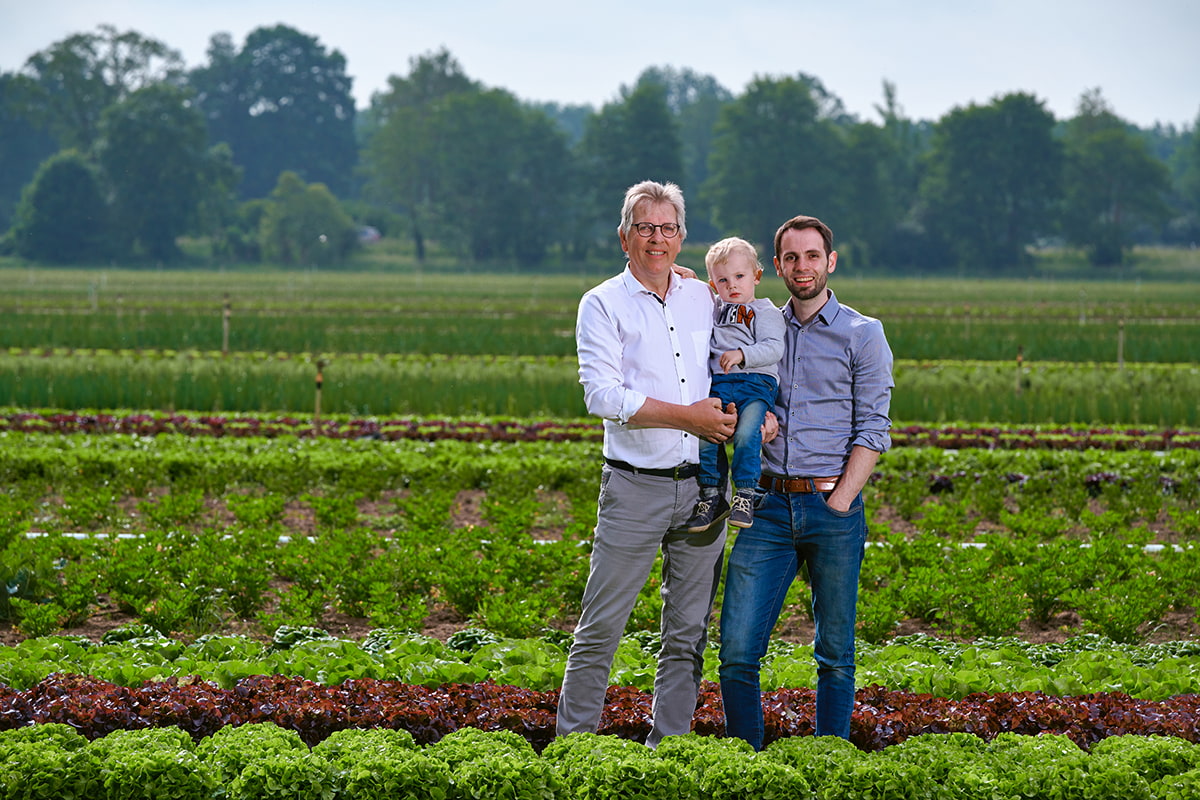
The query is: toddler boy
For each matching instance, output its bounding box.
[686,237,785,530]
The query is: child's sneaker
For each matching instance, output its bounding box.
[684,491,730,532]
[729,488,756,528]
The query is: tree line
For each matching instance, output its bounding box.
[1,23,1197,272]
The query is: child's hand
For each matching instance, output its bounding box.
[719,349,744,373]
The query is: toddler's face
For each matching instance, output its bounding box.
[708,255,762,304]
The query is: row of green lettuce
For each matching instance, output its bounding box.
[5,625,1200,701]
[3,429,1197,515]
[2,434,1198,644]
[5,716,1200,800]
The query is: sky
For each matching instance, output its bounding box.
[2,0,1198,130]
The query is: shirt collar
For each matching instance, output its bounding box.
[620,263,680,300]
[783,289,840,327]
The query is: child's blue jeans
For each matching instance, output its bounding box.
[699,372,778,490]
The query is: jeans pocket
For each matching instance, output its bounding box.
[819,492,861,518]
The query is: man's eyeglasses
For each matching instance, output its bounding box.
[631,222,680,239]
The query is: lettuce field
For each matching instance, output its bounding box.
[1,267,1199,798]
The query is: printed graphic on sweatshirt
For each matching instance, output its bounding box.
[716,303,757,334]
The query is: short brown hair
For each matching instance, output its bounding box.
[774,215,833,260]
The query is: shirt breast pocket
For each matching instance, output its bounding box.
[692,331,711,362]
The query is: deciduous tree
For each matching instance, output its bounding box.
[630,67,732,240]
[96,84,210,261]
[260,171,357,266]
[16,24,183,151]
[432,89,571,262]
[361,49,479,261]
[919,93,1062,272]
[1061,90,1172,265]
[10,150,108,262]
[0,73,59,231]
[704,75,843,254]
[578,82,683,249]
[189,25,357,199]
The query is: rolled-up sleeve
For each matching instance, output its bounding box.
[576,291,645,423]
[851,319,894,453]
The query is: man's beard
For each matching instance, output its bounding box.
[786,273,827,301]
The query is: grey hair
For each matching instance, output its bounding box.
[618,180,687,240]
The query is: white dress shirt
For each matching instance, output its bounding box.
[576,266,715,469]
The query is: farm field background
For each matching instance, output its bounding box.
[3,265,1200,780]
[3,267,1200,424]
[3,265,1199,649]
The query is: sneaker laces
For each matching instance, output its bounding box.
[731,493,754,514]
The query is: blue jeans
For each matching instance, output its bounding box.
[699,373,777,489]
[718,488,867,748]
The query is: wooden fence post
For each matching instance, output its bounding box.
[1015,345,1024,395]
[1118,319,1125,368]
[314,359,327,431]
[222,294,231,356]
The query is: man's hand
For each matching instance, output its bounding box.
[825,445,880,512]
[626,397,736,443]
[689,397,737,443]
[671,263,698,280]
[719,349,744,374]
[760,411,779,444]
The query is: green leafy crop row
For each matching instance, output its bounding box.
[4,719,1200,800]
[1,433,1197,645]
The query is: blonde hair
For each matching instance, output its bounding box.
[705,236,760,275]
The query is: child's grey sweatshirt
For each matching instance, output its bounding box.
[708,298,786,381]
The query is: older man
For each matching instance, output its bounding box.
[557,180,737,747]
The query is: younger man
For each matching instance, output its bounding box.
[686,237,785,531]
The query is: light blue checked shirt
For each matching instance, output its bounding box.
[761,290,894,479]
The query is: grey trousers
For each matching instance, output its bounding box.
[556,465,727,747]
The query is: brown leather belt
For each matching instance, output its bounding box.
[759,475,840,493]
